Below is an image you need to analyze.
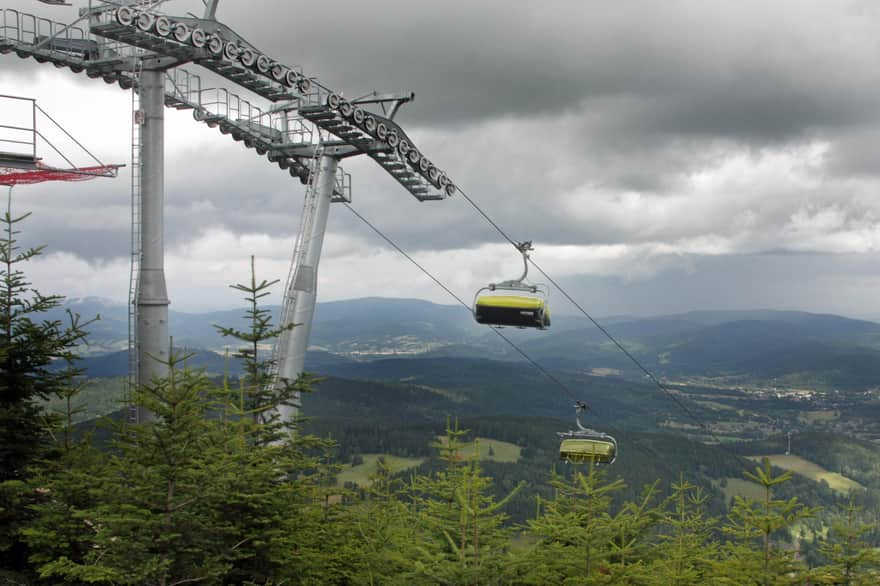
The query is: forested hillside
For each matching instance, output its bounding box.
[20,314,880,583]
[4,216,880,583]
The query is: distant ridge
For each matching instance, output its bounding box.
[56,297,880,391]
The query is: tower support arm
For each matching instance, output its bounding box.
[274,154,338,422]
[204,0,220,20]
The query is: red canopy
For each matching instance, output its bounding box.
[0,164,121,186]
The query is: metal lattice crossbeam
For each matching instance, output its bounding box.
[88,9,307,103]
[0,9,352,201]
[84,4,455,202]
[0,9,137,82]
[299,106,446,201]
[1,0,454,424]
[164,68,350,202]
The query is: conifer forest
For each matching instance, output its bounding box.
[2,208,880,585]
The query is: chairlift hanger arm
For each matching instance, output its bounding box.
[492,239,533,288]
[574,400,591,432]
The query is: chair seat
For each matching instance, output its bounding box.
[475,295,545,310]
[474,295,550,329]
[559,438,617,464]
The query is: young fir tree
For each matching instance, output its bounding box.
[406,421,523,585]
[643,476,718,585]
[25,359,329,584]
[214,256,318,442]
[814,499,880,585]
[208,256,339,581]
[714,457,818,585]
[0,198,91,580]
[602,480,664,583]
[25,262,333,584]
[200,259,333,582]
[518,464,626,584]
[26,355,231,583]
[198,366,332,585]
[20,360,108,581]
[346,456,418,584]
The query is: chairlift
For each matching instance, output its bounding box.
[558,401,617,465]
[473,241,550,329]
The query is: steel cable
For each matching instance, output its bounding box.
[342,202,582,404]
[452,185,745,453]
[342,201,709,466]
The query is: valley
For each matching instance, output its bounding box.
[56,297,880,532]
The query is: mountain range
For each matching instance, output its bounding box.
[59,297,880,391]
[56,297,880,521]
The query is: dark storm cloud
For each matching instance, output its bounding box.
[7,0,880,314]
[556,251,880,320]
[217,0,880,141]
[10,0,880,188]
[209,0,880,207]
[8,0,880,146]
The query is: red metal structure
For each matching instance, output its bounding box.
[0,163,120,186]
[0,94,121,186]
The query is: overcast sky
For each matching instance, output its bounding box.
[3,0,880,320]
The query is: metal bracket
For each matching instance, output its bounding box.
[140,55,186,71]
[515,240,533,254]
[574,400,591,431]
[283,143,362,159]
[352,91,414,121]
[203,0,220,20]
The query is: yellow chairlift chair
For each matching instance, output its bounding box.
[558,401,617,465]
[473,241,550,329]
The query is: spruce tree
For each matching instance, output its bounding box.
[20,434,112,583]
[715,457,818,585]
[519,465,626,584]
[0,198,91,580]
[644,476,718,585]
[347,456,418,584]
[815,500,880,585]
[24,262,333,584]
[27,355,231,583]
[214,255,318,442]
[406,421,523,585]
[603,480,663,582]
[26,354,333,584]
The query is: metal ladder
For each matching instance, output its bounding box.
[126,0,152,424]
[127,56,143,425]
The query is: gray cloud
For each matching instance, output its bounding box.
[555,251,880,320]
[5,0,880,315]
[216,0,880,139]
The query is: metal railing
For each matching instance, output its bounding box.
[0,94,36,164]
[1,8,141,65]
